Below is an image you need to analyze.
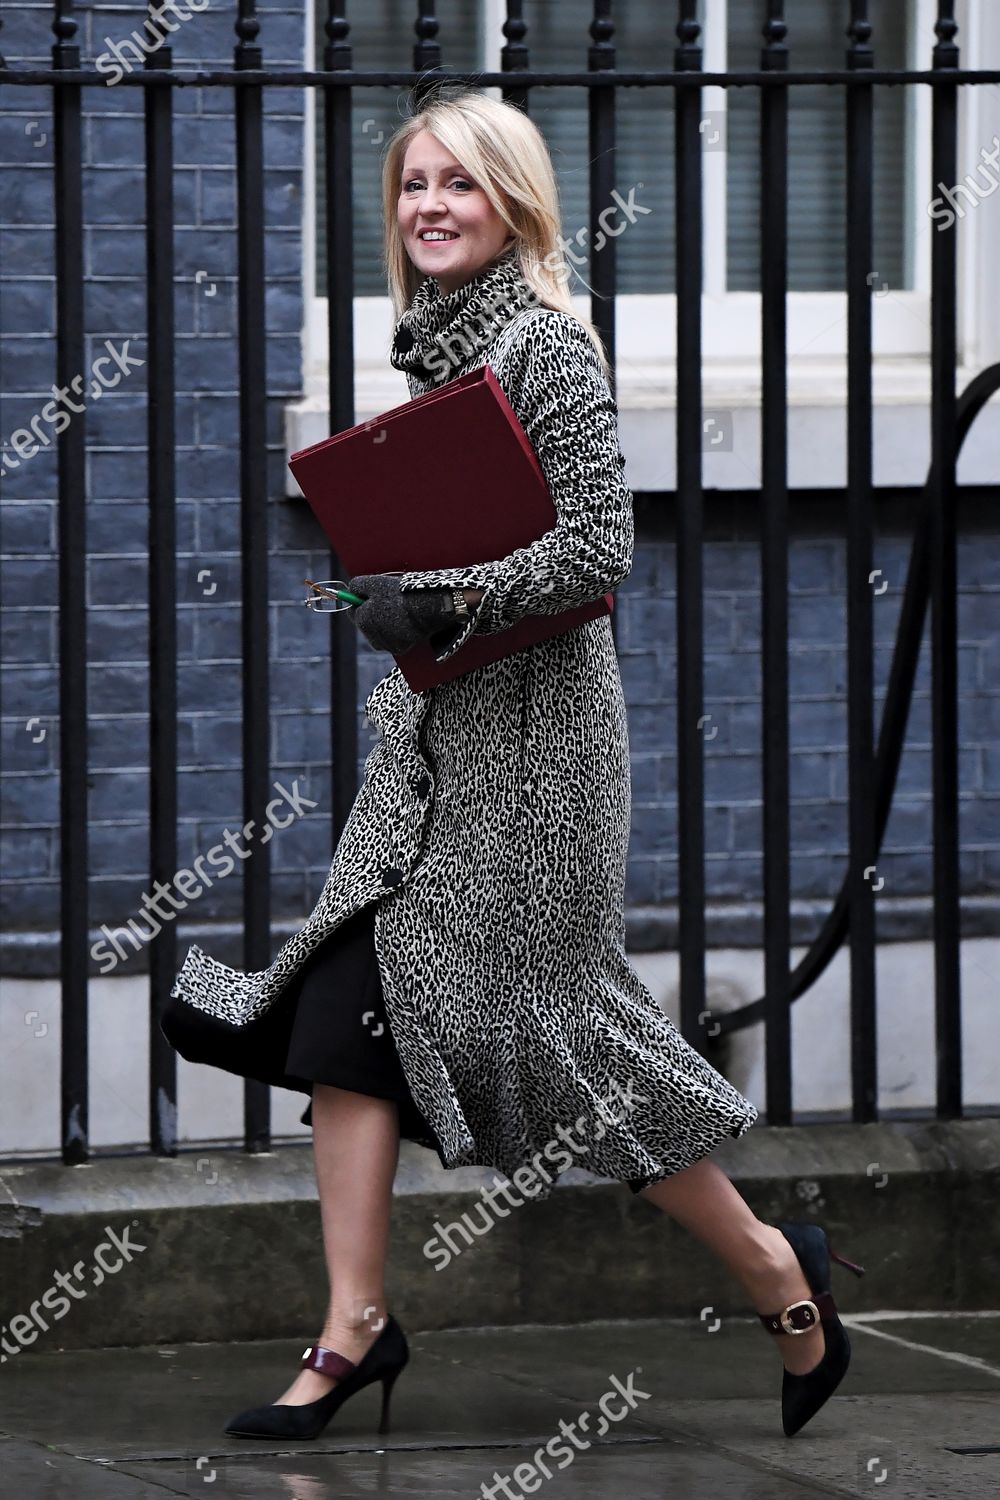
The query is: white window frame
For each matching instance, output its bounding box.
[288,0,999,485]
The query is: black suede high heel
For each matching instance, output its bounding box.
[224,1313,409,1441]
[757,1220,866,1437]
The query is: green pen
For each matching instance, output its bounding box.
[303,578,367,607]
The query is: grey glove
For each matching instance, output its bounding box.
[346,573,457,655]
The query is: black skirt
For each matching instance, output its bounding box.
[283,900,440,1146]
[160,899,440,1149]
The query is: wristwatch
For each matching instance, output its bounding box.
[443,587,471,621]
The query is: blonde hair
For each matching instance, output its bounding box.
[381,83,611,380]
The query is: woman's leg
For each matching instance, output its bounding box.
[276,1084,401,1405]
[638,1157,827,1375]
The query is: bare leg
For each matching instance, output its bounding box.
[275,1084,400,1405]
[638,1157,826,1375]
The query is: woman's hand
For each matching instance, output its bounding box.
[346,573,458,655]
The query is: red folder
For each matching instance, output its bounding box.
[287,362,613,691]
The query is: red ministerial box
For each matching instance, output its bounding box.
[287,362,613,692]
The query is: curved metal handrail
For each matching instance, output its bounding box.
[716,360,1000,1036]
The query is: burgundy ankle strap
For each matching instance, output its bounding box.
[301,1344,357,1379]
[759,1291,837,1335]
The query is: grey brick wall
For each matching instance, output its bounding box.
[619,499,1000,946]
[1,4,998,973]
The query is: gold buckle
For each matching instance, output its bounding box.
[780,1299,820,1334]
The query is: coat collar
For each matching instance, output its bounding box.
[389,243,539,386]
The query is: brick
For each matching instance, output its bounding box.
[191,715,243,766]
[788,697,846,749]
[1,770,59,825]
[86,607,148,661]
[178,767,244,821]
[0,878,58,930]
[186,281,234,339]
[2,713,56,772]
[702,543,759,593]
[1,279,55,333]
[790,750,836,801]
[787,593,846,644]
[958,591,1000,642]
[962,694,1000,744]
[193,502,241,553]
[265,333,305,390]
[787,540,840,592]
[2,665,59,717]
[982,748,1000,793]
[85,117,147,169]
[88,443,150,500]
[704,652,760,699]
[625,702,677,752]
[629,801,677,855]
[0,228,55,276]
[0,165,55,224]
[788,648,842,698]
[0,504,53,558]
[88,768,150,820]
[0,558,56,606]
[0,827,52,880]
[193,604,244,661]
[703,752,759,804]
[84,165,147,224]
[254,14,307,64]
[273,712,342,766]
[731,803,763,852]
[86,820,155,876]
[957,536,1000,587]
[84,279,147,333]
[623,857,658,904]
[175,336,239,394]
[624,651,671,700]
[959,796,1000,846]
[87,556,147,607]
[1,608,53,664]
[704,803,734,855]
[628,753,660,799]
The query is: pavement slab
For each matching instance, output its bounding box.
[1,1313,998,1498]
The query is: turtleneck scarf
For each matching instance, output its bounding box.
[389,243,541,386]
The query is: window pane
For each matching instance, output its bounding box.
[528,0,676,293]
[727,0,908,290]
[314,1,480,298]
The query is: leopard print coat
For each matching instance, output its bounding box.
[166,245,758,1197]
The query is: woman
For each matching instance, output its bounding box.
[165,85,864,1444]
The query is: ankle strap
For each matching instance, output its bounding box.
[759,1292,837,1335]
[301,1343,357,1378]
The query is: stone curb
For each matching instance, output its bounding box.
[0,1117,997,1352]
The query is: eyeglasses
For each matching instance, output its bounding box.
[302,578,366,613]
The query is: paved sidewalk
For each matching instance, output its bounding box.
[2,1313,999,1497]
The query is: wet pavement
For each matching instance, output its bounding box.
[2,1312,999,1498]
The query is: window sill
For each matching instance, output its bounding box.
[284,357,998,496]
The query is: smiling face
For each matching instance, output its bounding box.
[398,128,514,294]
